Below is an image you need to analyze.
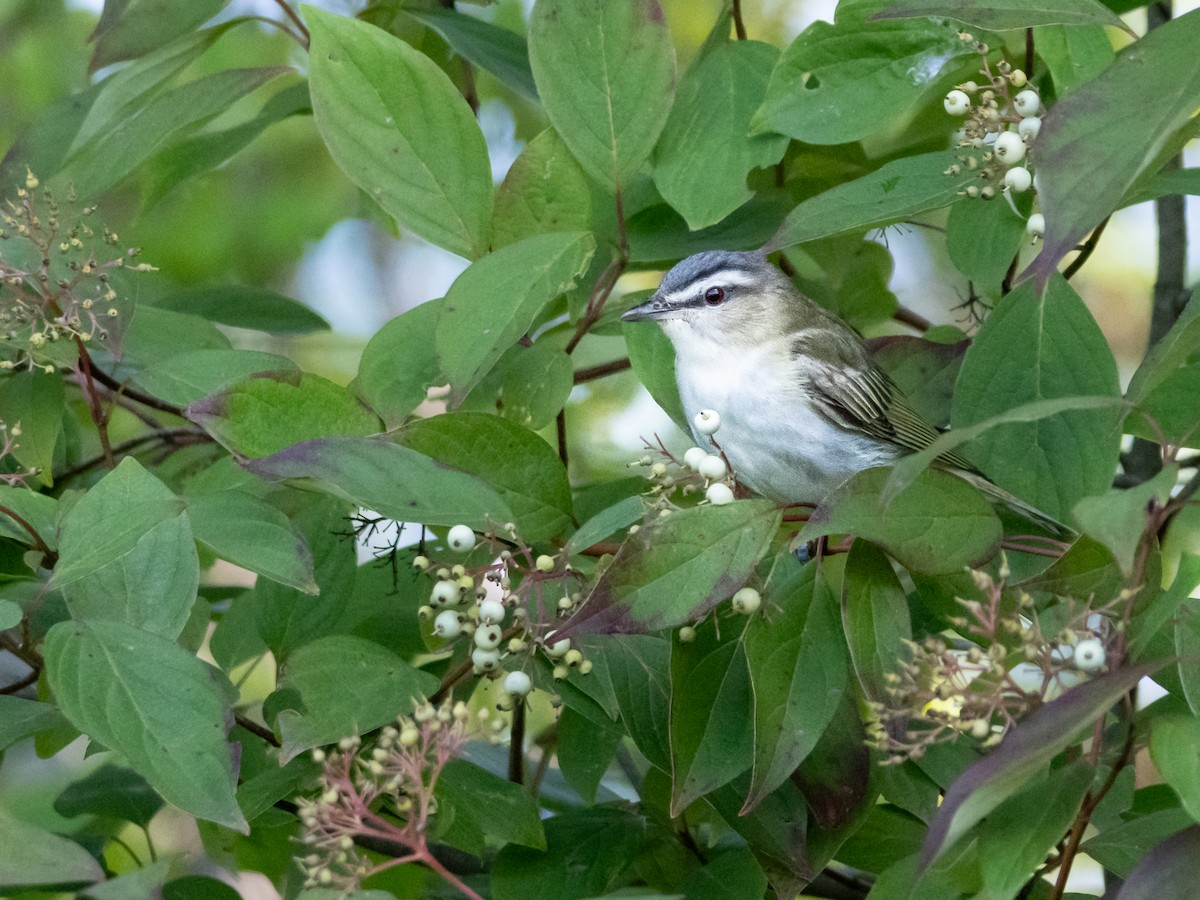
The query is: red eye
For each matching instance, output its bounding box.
[704,286,725,306]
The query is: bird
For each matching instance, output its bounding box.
[620,248,1061,530]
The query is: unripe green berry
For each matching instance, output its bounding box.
[679,625,697,643]
[535,554,555,572]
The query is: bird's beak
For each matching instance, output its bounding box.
[621,293,671,322]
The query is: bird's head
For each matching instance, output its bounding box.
[621,250,803,347]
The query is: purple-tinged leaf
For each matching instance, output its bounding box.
[558,500,781,636]
[243,435,512,530]
[920,662,1159,869]
[1114,825,1200,900]
[872,0,1131,34]
[1022,9,1200,288]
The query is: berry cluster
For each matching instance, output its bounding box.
[0,174,151,370]
[414,521,591,702]
[869,561,1116,763]
[297,700,482,898]
[942,39,1046,242]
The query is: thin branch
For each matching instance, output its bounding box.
[893,304,932,332]
[556,409,569,469]
[0,504,57,564]
[1062,215,1112,280]
[573,358,632,384]
[55,428,208,485]
[269,0,310,46]
[731,0,748,39]
[235,714,281,748]
[82,351,185,417]
[0,668,39,695]
[508,701,526,784]
[1024,27,1035,77]
[74,338,113,469]
[460,59,479,116]
[565,255,626,355]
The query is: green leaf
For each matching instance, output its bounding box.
[623,316,688,430]
[704,775,812,892]
[744,558,850,810]
[82,861,170,900]
[871,335,968,429]
[977,761,1092,897]
[492,129,594,249]
[237,753,319,823]
[0,486,57,548]
[1073,467,1177,574]
[565,495,645,556]
[873,0,1129,32]
[669,619,754,813]
[0,599,18,629]
[355,299,442,428]
[765,152,974,251]
[404,7,537,100]
[681,847,768,900]
[1037,23,1115,94]
[1024,10,1200,287]
[604,634,672,769]
[491,807,648,900]
[528,0,675,189]
[120,305,231,366]
[54,457,185,589]
[460,335,575,432]
[151,285,329,335]
[653,40,788,230]
[436,232,595,405]
[88,0,230,70]
[754,6,973,145]
[842,540,911,701]
[945,196,1028,297]
[1018,534,1123,603]
[801,468,1001,576]
[919,662,1158,869]
[62,511,199,639]
[45,619,245,830]
[304,5,492,258]
[563,500,782,635]
[72,22,241,152]
[0,696,68,752]
[952,276,1121,521]
[187,491,316,593]
[250,497,353,659]
[0,813,103,887]
[1128,553,1200,661]
[135,349,297,407]
[1126,288,1200,406]
[274,635,438,762]
[54,763,164,827]
[1113,826,1200,900]
[628,193,790,263]
[398,413,573,543]
[62,66,290,197]
[1082,806,1195,878]
[243,436,513,530]
[186,370,382,459]
[1150,716,1200,822]
[0,371,63,486]
[556,705,623,802]
[434,758,546,853]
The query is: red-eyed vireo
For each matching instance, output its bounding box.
[621,249,1061,530]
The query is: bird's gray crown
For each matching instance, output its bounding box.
[656,250,774,301]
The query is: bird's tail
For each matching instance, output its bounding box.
[954,470,1074,537]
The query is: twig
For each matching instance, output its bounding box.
[0,504,57,566]
[573,358,632,384]
[55,428,208,484]
[460,60,479,115]
[565,255,626,355]
[269,0,310,46]
[508,701,525,784]
[1062,215,1111,280]
[0,668,39,695]
[83,352,186,417]
[236,714,281,747]
[1024,28,1035,77]
[893,305,932,332]
[556,409,569,469]
[74,338,113,468]
[731,0,747,39]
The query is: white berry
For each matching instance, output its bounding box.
[504,670,532,697]
[683,447,707,470]
[479,599,506,624]
[694,409,721,435]
[474,623,503,650]
[697,454,727,481]
[1018,116,1041,139]
[732,587,761,614]
[1013,90,1040,117]
[433,610,461,639]
[1026,213,1046,238]
[705,482,734,505]
[430,580,461,607]
[447,524,475,552]
[1004,166,1032,193]
[993,131,1026,164]
[1073,638,1106,672]
[472,647,501,672]
[944,89,970,115]
[544,633,571,658]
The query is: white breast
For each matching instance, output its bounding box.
[668,328,899,504]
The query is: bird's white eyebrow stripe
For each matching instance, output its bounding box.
[660,267,760,303]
